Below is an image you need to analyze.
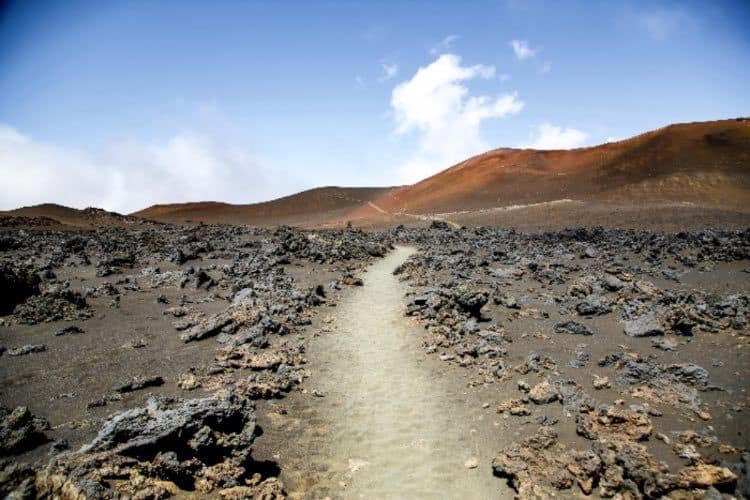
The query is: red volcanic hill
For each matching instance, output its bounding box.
[370,118,750,214]
[340,118,750,229]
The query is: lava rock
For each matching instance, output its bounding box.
[529,380,559,404]
[13,288,91,324]
[617,359,662,385]
[602,274,624,292]
[554,321,593,336]
[53,325,84,336]
[651,337,678,351]
[114,375,165,393]
[454,287,489,318]
[0,406,49,456]
[576,295,612,316]
[7,344,46,356]
[666,363,710,389]
[624,314,664,337]
[569,350,591,368]
[180,315,233,343]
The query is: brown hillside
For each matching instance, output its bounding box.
[365,118,750,217]
[0,204,157,229]
[133,186,395,226]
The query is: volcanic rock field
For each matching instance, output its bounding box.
[0,221,749,499]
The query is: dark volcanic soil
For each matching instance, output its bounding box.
[0,224,391,498]
[1,222,749,499]
[393,223,750,498]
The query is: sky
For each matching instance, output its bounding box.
[1,0,749,213]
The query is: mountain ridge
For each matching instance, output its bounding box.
[3,118,748,230]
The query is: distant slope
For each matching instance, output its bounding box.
[364,118,750,217]
[133,186,396,226]
[3,119,748,231]
[0,204,157,229]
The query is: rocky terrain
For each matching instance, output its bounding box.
[394,222,750,498]
[1,220,749,499]
[0,224,390,498]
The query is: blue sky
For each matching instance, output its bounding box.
[1,0,749,212]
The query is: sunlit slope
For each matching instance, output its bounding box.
[368,118,750,215]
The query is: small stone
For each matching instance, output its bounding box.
[656,432,671,444]
[114,375,164,393]
[651,337,677,351]
[342,275,364,286]
[123,338,147,349]
[582,246,598,258]
[576,295,612,316]
[464,457,479,469]
[529,380,559,404]
[624,314,664,337]
[602,274,624,291]
[180,315,233,343]
[497,399,531,416]
[54,325,84,336]
[500,295,519,309]
[177,373,201,391]
[593,375,611,390]
[554,321,593,336]
[7,344,46,356]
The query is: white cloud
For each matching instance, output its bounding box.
[379,62,399,82]
[391,54,524,183]
[521,123,588,150]
[0,125,283,213]
[430,34,460,55]
[510,39,537,60]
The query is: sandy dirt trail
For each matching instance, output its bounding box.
[366,201,462,229]
[268,246,510,499]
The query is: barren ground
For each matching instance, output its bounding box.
[1,224,748,499]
